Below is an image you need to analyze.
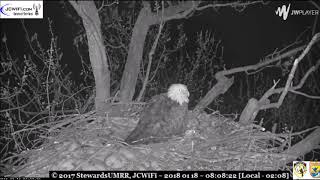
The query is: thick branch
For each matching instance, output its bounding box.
[221,46,305,76]
[283,127,320,161]
[195,73,234,110]
[195,44,305,111]
[151,1,264,24]
[150,1,200,24]
[239,33,320,124]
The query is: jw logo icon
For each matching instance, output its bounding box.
[293,161,307,178]
[275,4,291,20]
[310,161,320,178]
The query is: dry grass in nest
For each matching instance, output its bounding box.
[1,104,295,177]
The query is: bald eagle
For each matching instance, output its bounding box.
[125,84,189,145]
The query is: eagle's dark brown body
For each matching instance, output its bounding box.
[125,93,188,145]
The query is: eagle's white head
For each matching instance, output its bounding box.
[167,84,189,105]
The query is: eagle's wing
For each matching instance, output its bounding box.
[125,94,167,144]
[125,93,188,145]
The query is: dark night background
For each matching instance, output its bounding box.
[1,0,320,127]
[1,1,319,74]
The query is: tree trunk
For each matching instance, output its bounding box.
[119,6,152,102]
[69,1,110,115]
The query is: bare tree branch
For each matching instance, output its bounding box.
[290,89,320,99]
[222,46,305,76]
[151,1,264,24]
[195,1,264,11]
[261,33,320,109]
[137,2,165,102]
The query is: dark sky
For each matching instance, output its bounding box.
[184,1,319,67]
[1,1,319,78]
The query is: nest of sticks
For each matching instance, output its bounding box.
[2,104,296,177]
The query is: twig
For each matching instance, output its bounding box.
[289,90,320,99]
[62,86,92,115]
[98,0,118,12]
[20,20,44,61]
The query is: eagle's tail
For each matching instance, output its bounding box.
[124,129,140,144]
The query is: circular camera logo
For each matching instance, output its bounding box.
[293,161,307,178]
[0,4,10,16]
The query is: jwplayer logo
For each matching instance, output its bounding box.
[275,3,319,21]
[275,4,291,20]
